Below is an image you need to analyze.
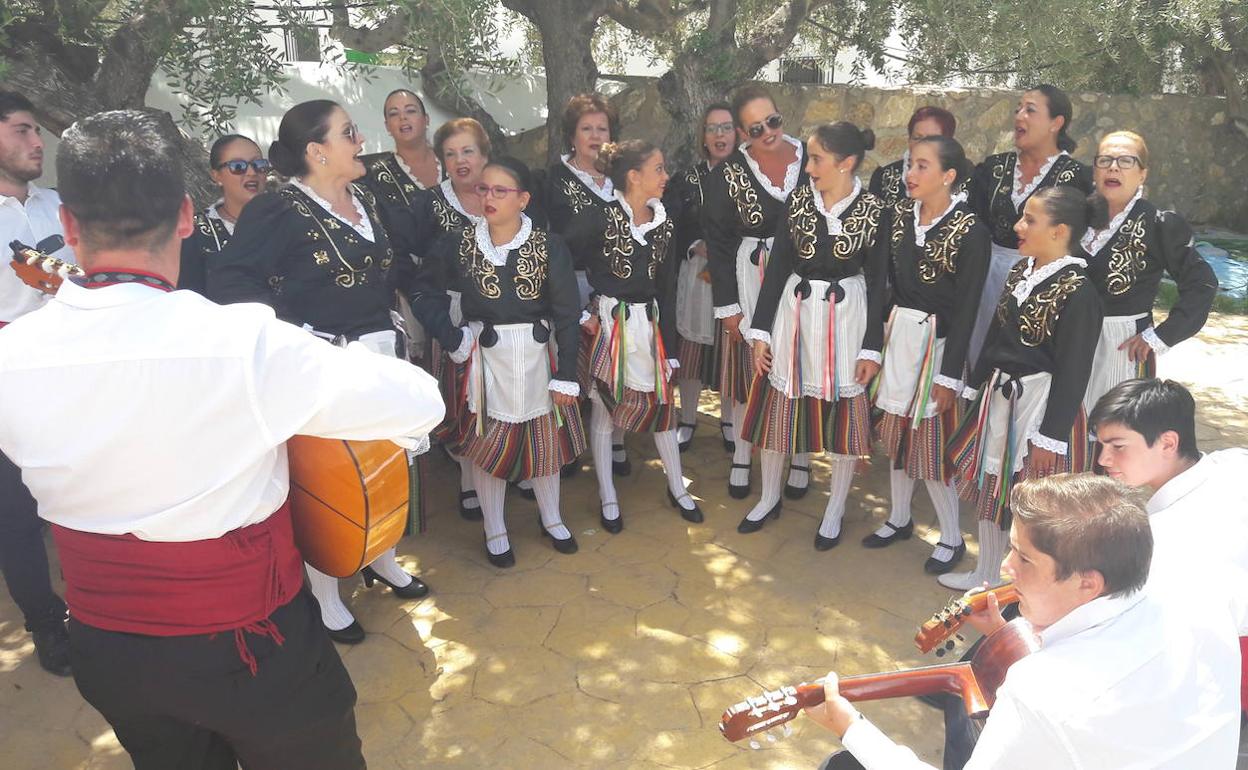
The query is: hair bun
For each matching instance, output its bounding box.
[594,142,619,176]
[268,139,299,177]
[859,127,876,152]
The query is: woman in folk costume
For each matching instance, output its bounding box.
[415,158,585,567]
[867,105,958,207]
[742,122,889,548]
[703,85,813,503]
[967,84,1093,372]
[208,100,431,643]
[663,102,739,453]
[564,140,703,531]
[359,89,441,207]
[178,134,269,293]
[941,186,1105,590]
[867,136,990,574]
[1079,130,1216,420]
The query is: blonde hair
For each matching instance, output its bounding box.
[433,118,492,163]
[1100,130,1148,168]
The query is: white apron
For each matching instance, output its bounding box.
[766,273,868,401]
[676,253,715,345]
[975,370,1053,477]
[1082,313,1149,416]
[735,236,773,329]
[968,243,1021,371]
[596,295,663,393]
[466,321,555,424]
[875,306,946,420]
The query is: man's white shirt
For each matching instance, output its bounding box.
[0,184,76,322]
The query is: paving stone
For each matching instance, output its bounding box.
[589,560,679,609]
[472,644,577,706]
[544,595,639,663]
[481,569,587,608]
[343,634,437,705]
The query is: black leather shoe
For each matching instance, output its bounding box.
[487,547,516,568]
[783,463,811,500]
[814,531,841,551]
[924,542,967,575]
[720,422,734,453]
[458,490,482,521]
[667,488,704,523]
[861,519,914,548]
[327,621,366,645]
[541,526,579,554]
[361,566,430,599]
[600,502,623,534]
[612,443,631,476]
[736,500,781,534]
[512,482,536,501]
[728,462,752,499]
[31,624,72,677]
[677,421,697,452]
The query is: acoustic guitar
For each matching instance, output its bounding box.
[915,583,1021,655]
[286,437,409,577]
[9,239,83,294]
[718,618,1040,745]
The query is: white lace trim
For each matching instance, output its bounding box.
[714,303,742,319]
[745,328,771,345]
[549,379,581,397]
[1011,255,1088,304]
[439,178,482,224]
[739,134,803,201]
[449,326,474,363]
[856,349,882,364]
[1141,326,1170,355]
[913,191,969,247]
[291,179,374,242]
[474,214,532,267]
[579,309,593,326]
[961,386,980,401]
[812,177,862,236]
[394,151,439,190]
[1080,187,1143,256]
[205,199,236,236]
[840,383,866,398]
[933,374,963,391]
[561,153,614,202]
[613,191,667,245]
[1011,151,1068,210]
[1028,430,1068,456]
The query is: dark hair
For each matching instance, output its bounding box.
[383,89,426,117]
[810,122,876,172]
[913,136,974,188]
[699,101,734,160]
[433,118,492,164]
[0,91,35,122]
[594,140,658,192]
[208,134,258,169]
[561,93,619,153]
[484,156,533,194]
[1089,378,1200,461]
[57,110,185,252]
[268,99,338,177]
[729,84,776,128]
[1031,187,1109,252]
[1012,474,1152,598]
[908,106,956,138]
[1028,84,1077,153]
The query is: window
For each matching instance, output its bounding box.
[780,56,827,85]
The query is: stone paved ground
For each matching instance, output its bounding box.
[2,312,1246,770]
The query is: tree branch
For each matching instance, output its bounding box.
[327,5,416,52]
[95,0,193,109]
[604,0,708,36]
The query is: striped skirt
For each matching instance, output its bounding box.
[719,336,755,405]
[741,375,872,456]
[449,404,586,482]
[588,323,677,433]
[676,324,723,391]
[877,408,959,481]
[430,339,467,444]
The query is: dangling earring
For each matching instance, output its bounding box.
[319,156,328,166]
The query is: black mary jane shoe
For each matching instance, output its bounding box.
[666,488,704,523]
[484,534,516,568]
[327,621,366,645]
[612,443,632,476]
[600,502,623,534]
[540,525,579,554]
[736,500,781,534]
[361,566,430,599]
[783,464,811,500]
[677,421,698,453]
[860,519,914,549]
[511,481,537,501]
[814,531,841,551]
[728,462,752,499]
[924,542,967,575]
[720,422,735,453]
[458,490,483,521]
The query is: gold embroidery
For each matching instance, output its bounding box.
[918,209,976,283]
[1005,267,1085,347]
[603,206,635,279]
[1105,214,1148,296]
[788,184,818,261]
[832,194,882,260]
[432,196,464,233]
[649,220,674,280]
[282,186,374,289]
[1052,156,1079,185]
[313,250,329,265]
[879,162,903,203]
[889,200,908,250]
[515,230,548,300]
[724,162,764,228]
[561,178,593,214]
[457,228,501,299]
[685,166,705,207]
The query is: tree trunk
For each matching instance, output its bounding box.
[420,45,510,155]
[656,56,738,170]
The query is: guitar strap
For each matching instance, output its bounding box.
[77,270,175,293]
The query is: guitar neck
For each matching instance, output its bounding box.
[784,661,987,715]
[915,583,1022,653]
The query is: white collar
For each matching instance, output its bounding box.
[1146,453,1211,515]
[0,182,47,207]
[1038,590,1146,648]
[54,276,168,310]
[474,214,532,267]
[205,200,236,236]
[1011,255,1087,304]
[439,178,482,224]
[1011,150,1068,209]
[1081,187,1144,256]
[561,153,614,202]
[913,191,968,247]
[811,177,861,236]
[290,179,375,242]
[393,151,438,190]
[739,134,803,201]
[614,191,666,245]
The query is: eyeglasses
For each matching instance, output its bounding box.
[342,123,361,143]
[216,159,272,175]
[474,184,524,199]
[1094,154,1143,170]
[746,113,783,139]
[704,122,734,135]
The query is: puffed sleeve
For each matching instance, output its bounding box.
[408,228,467,353]
[1037,280,1103,446]
[208,192,293,311]
[860,202,891,354]
[656,231,680,356]
[545,233,582,382]
[545,165,575,237]
[940,220,992,381]
[701,162,741,313]
[749,206,794,338]
[1152,210,1217,348]
[560,205,606,290]
[968,159,993,223]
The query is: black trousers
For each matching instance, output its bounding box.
[68,588,366,770]
[0,451,66,632]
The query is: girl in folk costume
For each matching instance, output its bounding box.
[742,122,888,547]
[868,136,990,574]
[867,106,958,207]
[359,89,441,207]
[564,140,703,531]
[1079,130,1216,418]
[703,85,812,503]
[663,102,739,453]
[208,100,431,644]
[178,134,269,293]
[967,85,1092,371]
[415,158,585,567]
[942,187,1105,590]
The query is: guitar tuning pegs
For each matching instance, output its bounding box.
[945,640,956,650]
[934,647,946,657]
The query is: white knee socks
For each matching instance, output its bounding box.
[925,480,964,562]
[817,456,857,539]
[938,519,1008,590]
[456,455,479,510]
[729,401,752,487]
[365,546,413,588]
[787,452,811,491]
[305,564,354,631]
[874,468,915,537]
[745,449,786,521]
[531,473,570,539]
[654,430,695,509]
[590,397,620,518]
[471,465,510,555]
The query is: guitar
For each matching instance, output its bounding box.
[9,239,83,294]
[286,437,410,578]
[718,618,1040,744]
[915,583,1021,655]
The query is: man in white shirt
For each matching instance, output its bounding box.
[0,90,77,676]
[803,473,1241,769]
[0,110,444,769]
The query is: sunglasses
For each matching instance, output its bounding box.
[746,113,783,139]
[1094,154,1143,170]
[474,184,524,199]
[704,122,734,135]
[216,159,272,175]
